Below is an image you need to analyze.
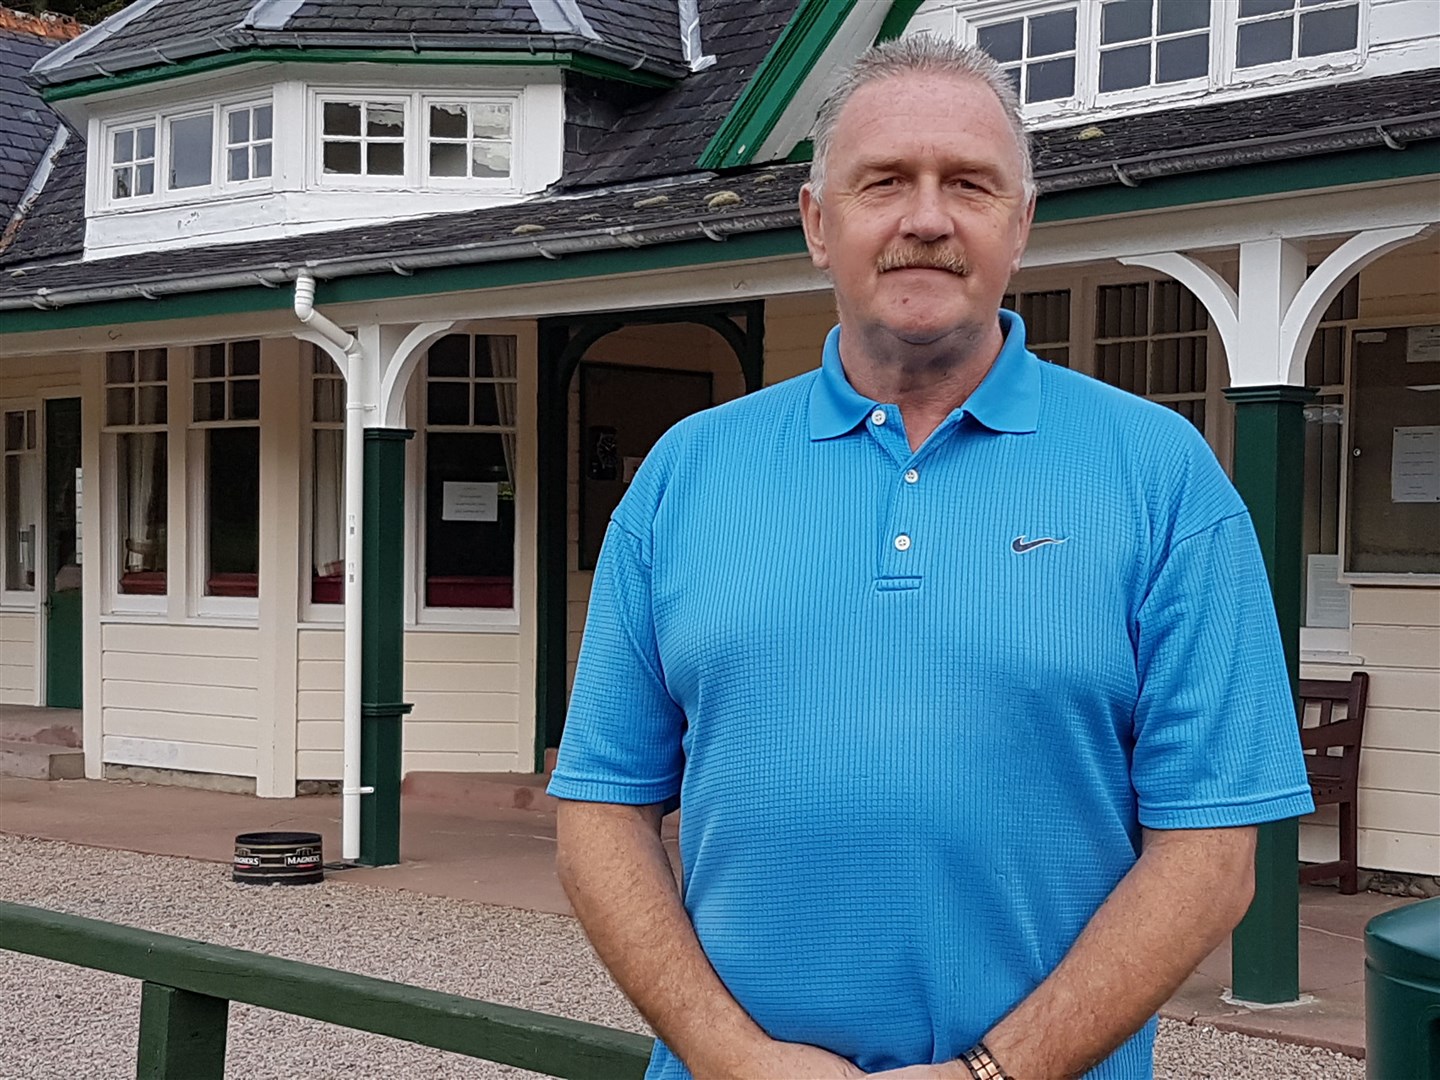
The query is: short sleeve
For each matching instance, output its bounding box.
[1132,512,1316,829]
[546,522,686,807]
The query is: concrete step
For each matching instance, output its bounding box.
[0,739,84,780]
[0,710,81,747]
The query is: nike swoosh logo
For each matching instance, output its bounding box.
[1012,535,1067,554]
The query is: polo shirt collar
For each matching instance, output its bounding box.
[808,309,1040,440]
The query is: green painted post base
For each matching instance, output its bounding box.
[360,428,414,868]
[136,982,227,1079]
[1225,385,1314,1005]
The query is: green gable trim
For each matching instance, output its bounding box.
[875,0,925,43]
[697,0,856,171]
[1,231,809,334]
[40,47,674,102]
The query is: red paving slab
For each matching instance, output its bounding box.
[1,775,1409,1058]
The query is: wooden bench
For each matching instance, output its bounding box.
[1298,672,1370,894]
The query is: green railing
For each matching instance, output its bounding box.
[0,900,653,1079]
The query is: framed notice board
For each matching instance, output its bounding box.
[578,363,713,569]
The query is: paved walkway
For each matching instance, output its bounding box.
[0,775,1411,1058]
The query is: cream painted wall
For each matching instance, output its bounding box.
[0,614,35,704]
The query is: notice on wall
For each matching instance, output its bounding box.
[1406,326,1440,364]
[1305,554,1350,630]
[441,481,498,522]
[1391,426,1440,503]
[73,467,83,565]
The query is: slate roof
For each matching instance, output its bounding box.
[30,0,690,87]
[0,26,62,220]
[565,0,800,189]
[0,123,83,263]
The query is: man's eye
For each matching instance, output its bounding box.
[870,177,898,189]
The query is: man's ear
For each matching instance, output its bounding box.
[799,184,830,271]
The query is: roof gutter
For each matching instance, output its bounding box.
[0,209,803,312]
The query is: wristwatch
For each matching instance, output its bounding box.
[962,1042,1011,1080]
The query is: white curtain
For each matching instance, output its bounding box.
[489,336,518,480]
[312,430,344,576]
[121,432,165,571]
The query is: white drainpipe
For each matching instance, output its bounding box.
[294,271,367,863]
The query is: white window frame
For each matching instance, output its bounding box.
[102,348,170,617]
[186,341,261,620]
[220,100,275,187]
[106,117,158,203]
[99,92,276,211]
[412,332,521,629]
[301,347,346,624]
[0,400,41,609]
[310,88,522,193]
[965,0,1369,119]
[1092,0,1212,104]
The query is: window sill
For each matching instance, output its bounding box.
[1301,651,1365,666]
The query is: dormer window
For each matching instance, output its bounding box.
[321,98,407,176]
[111,122,156,199]
[976,9,1078,105]
[225,104,273,183]
[1235,0,1360,69]
[428,102,512,180]
[1098,0,1209,93]
[168,112,213,190]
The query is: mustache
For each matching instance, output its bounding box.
[876,244,970,276]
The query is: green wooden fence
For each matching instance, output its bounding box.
[0,900,653,1079]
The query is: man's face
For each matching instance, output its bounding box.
[800,72,1035,352]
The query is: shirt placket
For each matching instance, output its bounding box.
[869,407,964,591]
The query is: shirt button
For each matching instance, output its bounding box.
[871,408,887,426]
[894,534,911,551]
[904,468,919,484]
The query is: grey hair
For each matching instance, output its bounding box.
[807,35,1034,201]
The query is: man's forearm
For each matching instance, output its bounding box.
[555,801,770,1076]
[980,826,1258,1080]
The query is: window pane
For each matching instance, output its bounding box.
[231,379,260,421]
[1237,17,1294,65]
[253,143,272,178]
[472,338,495,379]
[3,453,37,591]
[228,147,249,182]
[1026,56,1075,102]
[1157,33,1210,82]
[4,411,25,451]
[324,101,361,136]
[314,377,344,423]
[137,126,155,158]
[230,339,260,376]
[428,335,471,377]
[1158,0,1210,33]
[194,381,225,422]
[113,129,134,164]
[113,168,131,199]
[430,102,467,139]
[195,343,226,379]
[135,164,154,195]
[977,20,1023,63]
[473,383,500,426]
[430,143,467,177]
[1100,44,1152,91]
[368,142,404,175]
[107,388,135,427]
[471,104,510,139]
[425,431,514,608]
[428,381,470,426]
[1299,5,1358,55]
[169,114,213,189]
[367,103,404,138]
[1102,0,1152,45]
[107,351,134,385]
[207,427,259,591]
[312,428,345,603]
[227,109,249,144]
[1028,8,1076,56]
[116,431,166,594]
[139,349,166,383]
[1240,0,1292,14]
[254,105,272,140]
[471,143,510,178]
[138,386,166,426]
[323,141,362,174]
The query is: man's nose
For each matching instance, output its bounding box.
[901,180,953,243]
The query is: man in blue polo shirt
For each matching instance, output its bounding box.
[549,35,1313,1080]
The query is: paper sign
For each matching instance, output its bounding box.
[1304,554,1350,629]
[1407,326,1440,364]
[442,481,498,522]
[1391,426,1440,503]
[74,467,83,565]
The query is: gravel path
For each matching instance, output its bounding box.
[0,836,1362,1079]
